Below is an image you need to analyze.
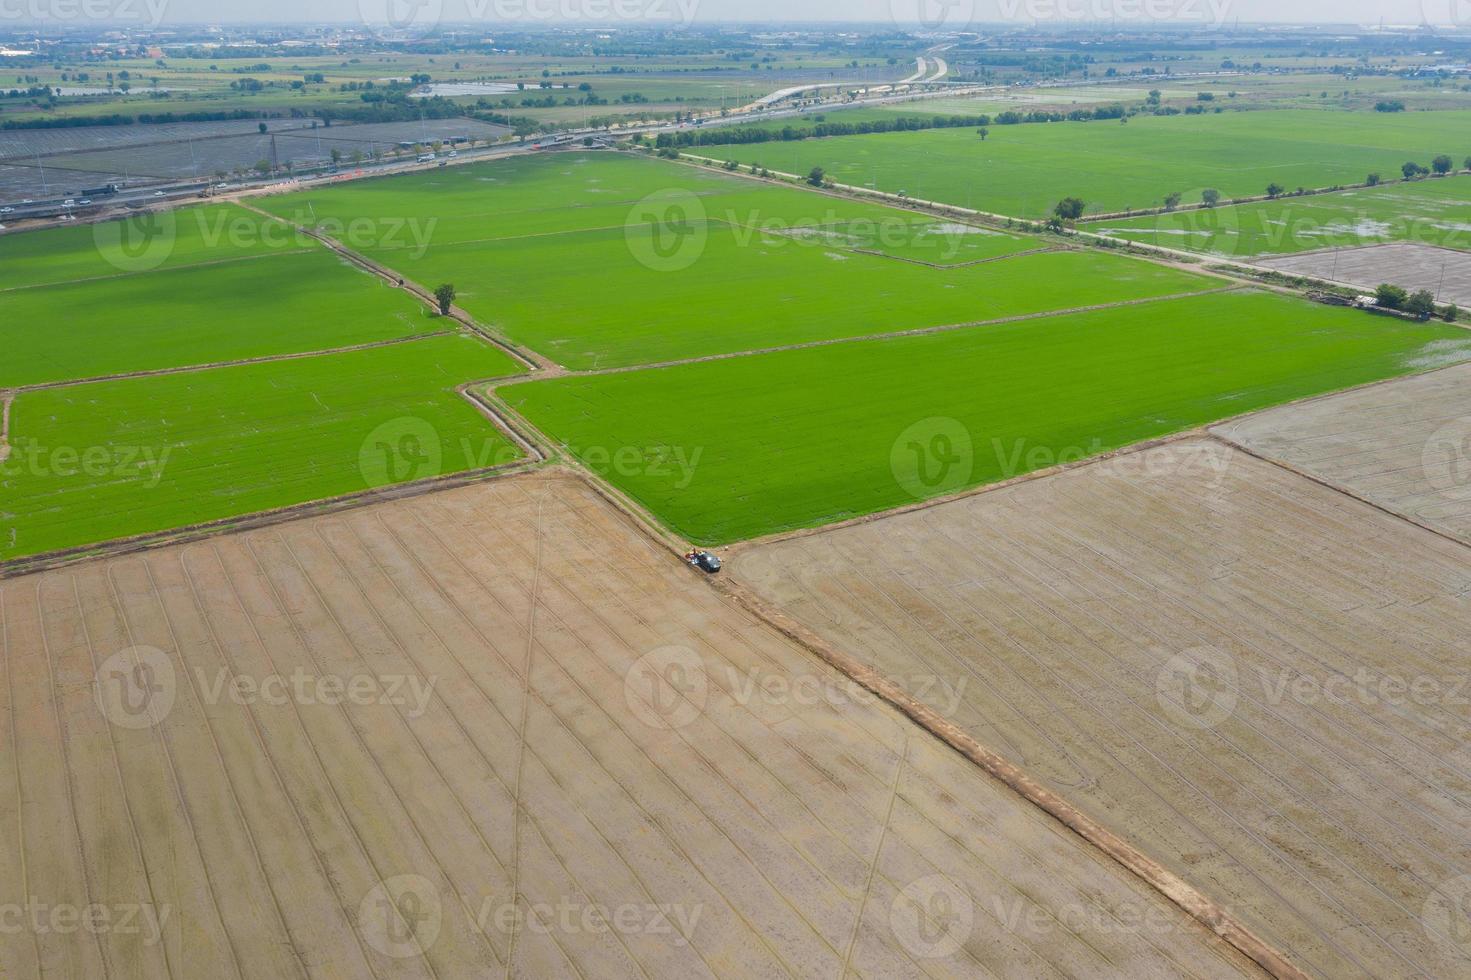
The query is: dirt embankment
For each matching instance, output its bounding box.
[0,391,12,465]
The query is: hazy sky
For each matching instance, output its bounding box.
[3,0,1466,29]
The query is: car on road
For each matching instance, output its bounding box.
[685,550,722,574]
[0,206,12,213]
[78,198,92,205]
[153,190,165,197]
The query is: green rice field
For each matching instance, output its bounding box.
[0,335,523,561]
[0,203,300,290]
[1085,174,1471,257]
[697,109,1471,219]
[3,247,436,386]
[502,290,1471,543]
[259,151,1217,368]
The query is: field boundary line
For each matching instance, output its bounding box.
[843,244,1061,268]
[1208,356,1471,442]
[719,357,1471,556]
[667,150,1246,286]
[0,391,11,465]
[458,382,555,463]
[11,330,458,393]
[361,221,633,252]
[721,430,1206,553]
[711,572,1311,980]
[0,374,551,579]
[485,286,1244,385]
[556,462,1308,980]
[0,247,318,294]
[0,459,542,580]
[1249,240,1471,263]
[1206,431,1471,553]
[235,201,551,374]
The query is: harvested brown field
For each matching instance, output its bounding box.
[0,470,1260,978]
[1254,241,1471,307]
[1215,362,1471,544]
[729,438,1471,980]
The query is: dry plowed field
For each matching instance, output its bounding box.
[0,471,1260,978]
[1255,242,1471,308]
[729,438,1471,979]
[1216,362,1471,544]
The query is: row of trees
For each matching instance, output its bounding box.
[1374,284,1454,321]
[1398,155,1468,180]
[653,113,990,150]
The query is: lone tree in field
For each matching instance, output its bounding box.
[1163,191,1182,211]
[1366,172,1381,186]
[434,283,456,316]
[977,126,989,140]
[1201,188,1220,207]
[806,166,825,187]
[1375,283,1408,309]
[1405,289,1437,319]
[1265,182,1284,199]
[1053,196,1086,222]
[1464,156,1471,173]
[1402,161,1428,180]
[1433,154,1454,175]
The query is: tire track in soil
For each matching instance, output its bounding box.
[419,483,1148,979]
[172,546,382,977]
[104,562,252,980]
[429,479,1247,977]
